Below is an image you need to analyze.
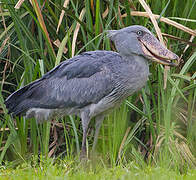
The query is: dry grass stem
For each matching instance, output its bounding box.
[72,8,86,57]
[102,6,109,19]
[137,0,169,88]
[31,0,56,57]
[0,37,9,54]
[53,39,68,54]
[56,0,70,33]
[154,134,164,152]
[121,11,196,36]
[14,0,25,9]
[180,35,195,59]
[162,33,196,47]
[118,127,131,161]
[138,0,164,45]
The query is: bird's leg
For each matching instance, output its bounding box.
[92,115,104,152]
[80,111,91,159]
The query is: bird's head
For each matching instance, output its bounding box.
[107,25,179,66]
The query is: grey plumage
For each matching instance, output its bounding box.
[4,25,179,158]
[6,50,148,118]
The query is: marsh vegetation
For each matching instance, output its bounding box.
[0,0,196,179]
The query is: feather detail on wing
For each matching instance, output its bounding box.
[5,51,121,116]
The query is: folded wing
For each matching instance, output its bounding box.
[5,51,120,116]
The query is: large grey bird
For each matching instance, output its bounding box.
[5,25,179,158]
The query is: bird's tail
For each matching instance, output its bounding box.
[4,80,41,116]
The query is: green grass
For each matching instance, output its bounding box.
[0,0,196,178]
[1,158,196,180]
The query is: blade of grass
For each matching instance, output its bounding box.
[31,0,56,60]
[69,116,80,155]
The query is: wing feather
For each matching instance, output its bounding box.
[5,51,121,115]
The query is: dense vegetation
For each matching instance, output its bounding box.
[0,0,195,179]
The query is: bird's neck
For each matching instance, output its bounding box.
[120,54,150,95]
[122,53,149,73]
[122,53,150,88]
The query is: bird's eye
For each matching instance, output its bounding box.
[137,30,143,36]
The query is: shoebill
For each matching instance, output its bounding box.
[5,25,179,158]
